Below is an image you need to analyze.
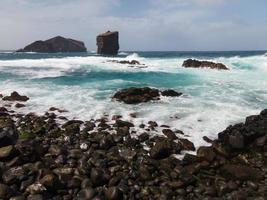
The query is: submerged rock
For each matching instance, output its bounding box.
[182,59,229,70]
[97,31,119,55]
[17,36,87,53]
[109,60,141,65]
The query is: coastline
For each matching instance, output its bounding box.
[0,93,266,199]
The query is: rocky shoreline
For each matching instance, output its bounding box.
[0,92,266,200]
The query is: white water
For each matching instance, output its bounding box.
[0,53,267,148]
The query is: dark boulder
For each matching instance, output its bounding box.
[182,59,229,70]
[97,31,119,55]
[113,87,183,104]
[150,139,173,159]
[3,91,29,102]
[113,87,160,104]
[17,36,87,53]
[161,90,183,97]
[0,123,18,148]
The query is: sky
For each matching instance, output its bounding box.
[0,0,267,51]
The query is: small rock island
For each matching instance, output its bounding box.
[97,31,119,55]
[182,59,229,70]
[17,36,87,53]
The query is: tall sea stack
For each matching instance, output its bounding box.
[96,31,119,55]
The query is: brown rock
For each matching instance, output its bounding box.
[182,59,229,70]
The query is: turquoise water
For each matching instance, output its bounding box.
[0,50,267,147]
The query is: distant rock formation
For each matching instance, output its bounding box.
[97,31,119,55]
[17,36,87,53]
[182,59,229,70]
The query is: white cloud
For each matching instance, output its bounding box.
[0,0,266,51]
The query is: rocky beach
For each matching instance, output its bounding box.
[0,91,266,200]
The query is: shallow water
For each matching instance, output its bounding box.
[0,50,267,147]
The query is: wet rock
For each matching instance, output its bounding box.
[178,138,195,151]
[221,164,262,181]
[150,139,173,159]
[90,168,108,187]
[104,187,123,200]
[2,166,27,184]
[97,31,119,55]
[27,194,44,200]
[15,103,26,108]
[0,122,18,147]
[48,145,64,156]
[115,120,134,128]
[162,129,177,140]
[39,174,59,191]
[3,92,29,102]
[119,147,137,161]
[0,145,16,160]
[26,183,46,195]
[197,146,216,162]
[113,87,160,104]
[138,133,149,142]
[182,59,229,70]
[161,90,182,97]
[10,196,26,200]
[83,121,96,132]
[0,183,13,199]
[182,154,200,165]
[77,187,95,200]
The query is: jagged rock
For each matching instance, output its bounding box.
[3,92,29,102]
[182,59,229,70]
[17,36,87,53]
[161,90,182,97]
[113,87,160,104]
[97,31,119,55]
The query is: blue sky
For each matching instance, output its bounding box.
[0,0,267,51]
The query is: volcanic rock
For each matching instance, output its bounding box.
[113,87,160,104]
[182,59,229,70]
[97,31,119,55]
[161,90,182,97]
[3,92,29,102]
[17,36,87,53]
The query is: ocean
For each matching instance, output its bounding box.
[0,50,267,147]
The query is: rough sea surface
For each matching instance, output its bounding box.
[0,50,267,147]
